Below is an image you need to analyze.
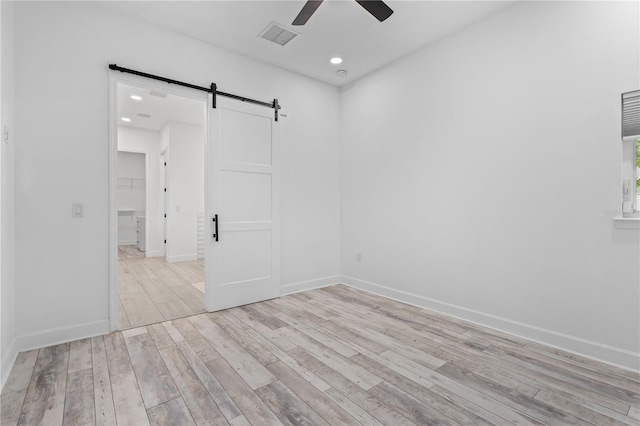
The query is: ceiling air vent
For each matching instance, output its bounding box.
[259,22,299,46]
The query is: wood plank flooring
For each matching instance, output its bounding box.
[2,285,639,425]
[118,255,204,330]
[118,245,145,260]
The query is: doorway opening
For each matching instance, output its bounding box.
[111,79,207,330]
[117,150,147,259]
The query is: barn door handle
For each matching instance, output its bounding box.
[212,214,219,241]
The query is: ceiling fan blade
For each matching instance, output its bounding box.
[292,0,324,26]
[355,0,394,22]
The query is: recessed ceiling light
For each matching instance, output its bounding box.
[336,70,348,77]
[330,57,343,65]
[137,113,151,118]
[121,117,131,122]
[130,95,142,101]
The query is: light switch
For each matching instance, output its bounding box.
[72,203,84,218]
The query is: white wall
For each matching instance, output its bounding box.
[164,121,204,263]
[1,0,3,389]
[0,0,16,388]
[118,127,163,255]
[340,1,640,370]
[12,2,340,350]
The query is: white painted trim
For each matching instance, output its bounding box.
[14,320,109,358]
[1,337,17,390]
[146,250,162,258]
[163,143,171,262]
[166,254,198,263]
[203,95,213,311]
[341,275,640,372]
[118,239,138,246]
[280,275,341,296]
[613,217,640,230]
[108,74,118,332]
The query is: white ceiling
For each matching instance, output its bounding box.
[118,82,205,131]
[102,1,512,86]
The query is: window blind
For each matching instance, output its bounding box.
[622,90,640,138]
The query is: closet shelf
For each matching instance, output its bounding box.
[117,177,145,190]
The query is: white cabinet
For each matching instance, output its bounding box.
[117,210,137,245]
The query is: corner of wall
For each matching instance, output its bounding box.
[1,0,4,390]
[0,0,17,391]
[1,338,17,389]
[2,319,109,388]
[337,1,639,373]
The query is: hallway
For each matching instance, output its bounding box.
[118,250,205,329]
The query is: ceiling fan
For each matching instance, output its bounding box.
[292,0,394,26]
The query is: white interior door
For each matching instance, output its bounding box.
[205,95,280,311]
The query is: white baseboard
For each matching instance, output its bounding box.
[146,250,162,258]
[118,240,137,246]
[281,275,341,296]
[1,337,18,391]
[14,320,110,358]
[2,319,110,391]
[166,254,197,263]
[341,275,640,372]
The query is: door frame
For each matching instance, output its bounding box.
[159,147,168,259]
[108,73,209,331]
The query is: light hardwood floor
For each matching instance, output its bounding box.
[118,253,205,330]
[2,285,639,425]
[118,245,145,260]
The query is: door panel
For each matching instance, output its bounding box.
[218,230,272,284]
[220,171,272,222]
[220,109,272,166]
[205,96,280,311]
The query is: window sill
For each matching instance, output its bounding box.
[613,217,640,230]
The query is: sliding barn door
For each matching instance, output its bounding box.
[204,96,280,311]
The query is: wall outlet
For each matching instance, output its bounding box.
[356,252,362,262]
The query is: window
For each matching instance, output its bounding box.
[622,90,640,216]
[636,139,640,211]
